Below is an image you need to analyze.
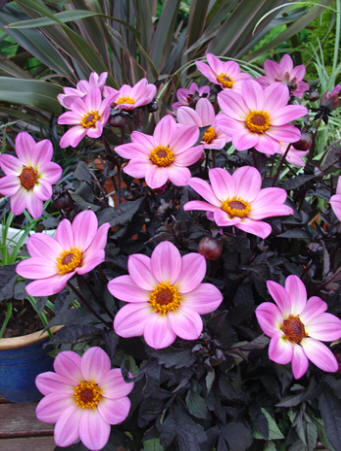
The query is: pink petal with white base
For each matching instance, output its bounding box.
[36,392,73,424]
[188,177,220,206]
[209,168,235,200]
[233,166,262,201]
[79,409,110,451]
[0,175,19,196]
[154,115,176,146]
[236,218,272,239]
[25,273,74,296]
[168,308,203,340]
[300,296,328,324]
[269,332,293,364]
[15,132,36,163]
[255,302,282,337]
[285,275,307,315]
[54,405,81,448]
[183,200,220,213]
[143,314,176,349]
[55,218,74,249]
[151,241,181,284]
[183,283,223,314]
[242,80,264,110]
[98,396,131,425]
[53,350,82,384]
[10,189,27,215]
[306,313,341,341]
[266,280,291,316]
[108,275,148,303]
[59,126,87,148]
[176,253,206,293]
[81,347,111,382]
[35,372,74,396]
[101,369,134,399]
[16,257,57,279]
[301,338,338,373]
[167,166,191,186]
[173,145,203,166]
[291,344,309,379]
[26,233,62,259]
[271,105,308,126]
[0,154,22,175]
[114,303,151,337]
[72,210,98,250]
[145,165,169,189]
[128,254,157,290]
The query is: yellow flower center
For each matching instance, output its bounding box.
[73,380,103,409]
[221,196,251,218]
[245,110,271,134]
[56,247,83,274]
[148,282,182,315]
[217,73,234,88]
[80,110,100,128]
[115,96,135,105]
[202,127,217,144]
[149,145,175,167]
[282,314,307,344]
[19,166,38,190]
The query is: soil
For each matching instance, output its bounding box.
[0,300,46,338]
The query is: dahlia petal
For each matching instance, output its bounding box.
[54,406,81,448]
[10,188,27,216]
[174,145,203,166]
[25,192,44,219]
[271,105,308,126]
[176,253,206,293]
[128,254,157,290]
[301,337,338,373]
[263,82,289,110]
[59,126,87,148]
[53,351,82,384]
[171,124,199,152]
[217,90,249,119]
[151,241,181,284]
[55,218,74,249]
[114,303,151,338]
[280,54,294,72]
[233,166,262,201]
[154,115,176,146]
[268,332,293,364]
[208,168,235,200]
[291,344,309,379]
[183,200,220,213]
[36,372,74,396]
[0,154,22,175]
[183,283,223,314]
[39,162,62,184]
[255,302,283,337]
[16,257,57,279]
[196,98,216,125]
[330,193,341,220]
[101,369,134,399]
[250,188,292,220]
[188,177,220,206]
[300,296,328,324]
[232,132,259,151]
[76,254,104,275]
[84,87,101,111]
[15,132,36,164]
[26,233,62,259]
[236,218,272,239]
[72,210,98,250]
[57,111,81,125]
[115,142,148,159]
[263,59,280,80]
[306,313,341,341]
[266,124,301,143]
[81,346,111,382]
[25,273,74,296]
[291,64,305,81]
[98,396,131,425]
[167,166,192,186]
[33,179,52,201]
[145,165,169,189]
[143,314,176,349]
[131,131,155,150]
[216,114,246,137]
[266,280,291,317]
[124,159,151,178]
[36,392,73,424]
[242,80,264,110]
[0,175,20,196]
[206,53,223,74]
[285,275,307,315]
[81,222,109,261]
[168,308,203,340]
[254,134,280,154]
[195,61,217,84]
[213,209,240,227]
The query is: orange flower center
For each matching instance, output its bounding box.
[221,196,251,218]
[282,314,307,344]
[148,282,182,315]
[217,73,234,88]
[115,96,135,105]
[56,247,83,274]
[149,145,175,167]
[73,380,102,409]
[245,110,271,134]
[202,127,217,144]
[19,166,38,190]
[80,110,100,128]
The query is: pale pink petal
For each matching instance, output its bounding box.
[115,142,148,159]
[145,165,169,189]
[196,98,216,125]
[250,188,292,220]
[208,168,235,200]
[40,162,62,184]
[151,241,181,284]
[108,276,150,302]
[188,177,220,206]
[285,275,307,315]
[271,105,307,126]
[182,283,223,314]
[114,303,151,338]
[236,218,272,239]
[177,105,202,126]
[57,111,81,125]
[168,308,203,340]
[232,132,259,151]
[263,59,280,80]
[301,337,338,373]
[216,115,246,137]
[176,253,206,293]
[154,115,176,146]
[0,154,22,175]
[300,296,328,324]
[206,53,223,74]
[72,210,98,250]
[266,124,301,143]
[266,280,291,316]
[263,82,289,110]
[84,87,101,111]
[143,314,176,349]
[128,254,157,290]
[36,372,74,396]
[25,192,44,219]
[124,159,150,179]
[254,134,280,154]
[167,166,192,186]
[174,145,203,166]
[59,126,87,148]
[80,222,109,262]
[217,90,249,119]
[242,80,264,110]
[101,369,134,399]
[53,350,82,384]
[25,273,74,296]
[10,188,27,215]
[0,175,20,196]
[195,61,217,84]
[15,132,36,163]
[98,396,131,425]
[54,405,81,448]
[86,121,103,139]
[291,344,309,379]
[233,166,262,201]
[213,209,240,227]
[131,131,155,150]
[330,193,341,220]
[26,233,62,259]
[183,200,220,213]
[171,125,199,152]
[16,257,57,279]
[255,302,283,337]
[33,179,52,201]
[76,254,104,275]
[55,218,74,249]
[81,346,111,382]
[280,54,293,72]
[306,313,341,341]
[36,392,73,424]
[268,332,293,364]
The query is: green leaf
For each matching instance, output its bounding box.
[254,409,284,440]
[143,438,164,451]
[185,391,208,419]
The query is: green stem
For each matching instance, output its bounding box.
[0,302,13,338]
[331,0,340,89]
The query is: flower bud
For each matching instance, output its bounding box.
[292,132,312,151]
[198,237,223,260]
[321,84,341,111]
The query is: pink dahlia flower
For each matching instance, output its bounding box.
[183,166,293,239]
[216,80,308,155]
[112,78,157,110]
[172,81,210,110]
[256,275,341,379]
[16,210,110,296]
[58,88,114,148]
[57,72,108,108]
[196,53,251,91]
[36,346,134,450]
[277,142,307,167]
[0,132,62,219]
[330,175,341,221]
[114,115,203,189]
[108,241,223,349]
[258,54,309,98]
[177,98,230,149]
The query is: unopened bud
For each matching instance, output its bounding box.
[293,132,312,151]
[321,84,341,111]
[198,237,223,260]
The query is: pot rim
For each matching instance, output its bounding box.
[0,325,63,351]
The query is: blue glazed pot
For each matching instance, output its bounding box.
[0,329,57,402]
